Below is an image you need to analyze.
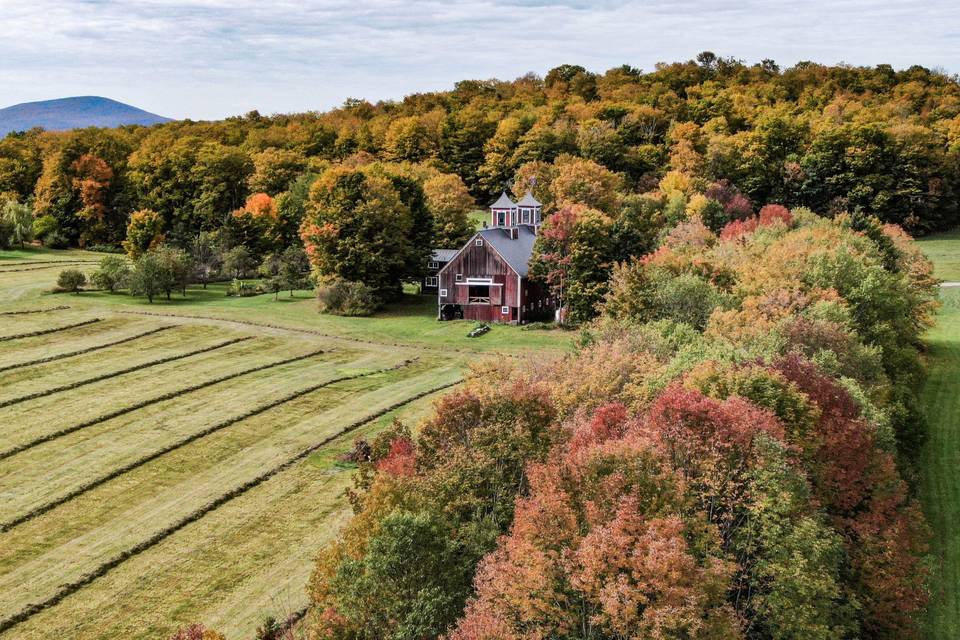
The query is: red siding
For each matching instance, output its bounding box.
[438,234,557,324]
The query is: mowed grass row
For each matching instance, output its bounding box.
[0,317,101,342]
[0,331,344,454]
[0,323,255,401]
[921,286,960,639]
[0,347,387,520]
[0,364,462,638]
[0,316,165,368]
[0,260,98,303]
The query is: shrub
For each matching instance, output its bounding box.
[316,277,379,316]
[32,215,59,244]
[90,255,130,293]
[56,269,86,293]
[0,215,13,249]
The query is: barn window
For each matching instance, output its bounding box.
[468,285,491,304]
[428,261,439,269]
[439,288,447,297]
[476,238,484,246]
[455,273,463,282]
[501,306,510,314]
[426,276,438,287]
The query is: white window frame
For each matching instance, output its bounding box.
[476,237,484,246]
[501,306,510,315]
[455,273,463,282]
[439,288,448,297]
[426,276,438,287]
[428,261,439,269]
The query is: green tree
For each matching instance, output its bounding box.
[129,251,170,303]
[91,255,130,293]
[279,245,310,296]
[191,231,222,288]
[57,269,86,294]
[157,246,193,297]
[2,199,34,248]
[223,245,255,279]
[300,167,414,301]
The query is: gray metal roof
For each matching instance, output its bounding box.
[490,192,517,209]
[431,248,459,262]
[516,191,542,207]
[478,225,537,277]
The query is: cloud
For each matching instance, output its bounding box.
[0,0,957,120]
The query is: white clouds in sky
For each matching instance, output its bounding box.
[0,0,957,119]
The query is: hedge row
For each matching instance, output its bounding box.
[0,372,459,634]
[0,325,176,375]
[0,357,418,533]
[0,336,252,409]
[0,318,101,342]
[0,305,70,316]
[0,347,331,461]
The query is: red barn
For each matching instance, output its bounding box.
[437,192,556,324]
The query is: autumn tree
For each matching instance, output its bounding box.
[300,166,414,301]
[122,209,164,258]
[422,173,475,247]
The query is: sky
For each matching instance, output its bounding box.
[1,0,958,121]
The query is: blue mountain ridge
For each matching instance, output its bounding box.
[0,96,171,136]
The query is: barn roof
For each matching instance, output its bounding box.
[478,225,537,277]
[431,248,459,262]
[516,191,542,207]
[490,191,517,209]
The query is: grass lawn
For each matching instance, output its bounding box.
[917,229,960,282]
[918,228,960,638]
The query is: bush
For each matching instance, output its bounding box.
[90,255,131,293]
[56,269,86,293]
[32,215,58,244]
[43,230,70,249]
[0,216,13,249]
[85,244,124,254]
[316,277,379,316]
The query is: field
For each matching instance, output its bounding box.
[917,231,960,639]
[0,248,570,639]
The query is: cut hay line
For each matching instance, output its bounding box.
[0,305,70,316]
[0,347,331,461]
[0,358,418,533]
[0,318,101,342]
[0,375,460,634]
[0,260,100,268]
[0,336,252,409]
[0,262,99,273]
[116,309,522,359]
[0,326,176,374]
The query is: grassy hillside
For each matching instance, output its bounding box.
[0,247,567,639]
[917,231,960,638]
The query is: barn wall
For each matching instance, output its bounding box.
[438,239,521,323]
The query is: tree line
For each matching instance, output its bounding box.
[2,55,959,250]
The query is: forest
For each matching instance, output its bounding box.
[1,55,959,313]
[302,208,938,640]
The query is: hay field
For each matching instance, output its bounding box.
[0,248,568,639]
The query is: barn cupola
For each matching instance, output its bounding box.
[516,191,542,226]
[490,192,517,227]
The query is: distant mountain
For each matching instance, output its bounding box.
[0,96,171,136]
